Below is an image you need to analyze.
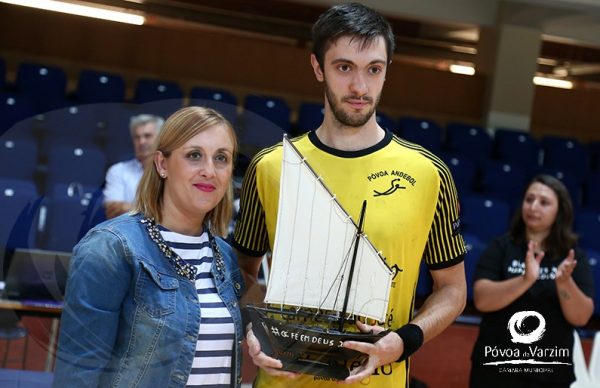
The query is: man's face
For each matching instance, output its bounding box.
[132,122,159,163]
[314,35,387,128]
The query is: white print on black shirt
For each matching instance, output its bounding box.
[507,260,558,280]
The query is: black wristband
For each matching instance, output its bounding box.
[394,323,424,362]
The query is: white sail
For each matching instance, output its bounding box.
[264,137,392,322]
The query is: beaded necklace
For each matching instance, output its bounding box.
[140,216,227,282]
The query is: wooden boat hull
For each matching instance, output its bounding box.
[248,305,387,380]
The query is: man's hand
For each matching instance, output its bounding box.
[246,324,299,379]
[104,201,131,219]
[340,321,402,384]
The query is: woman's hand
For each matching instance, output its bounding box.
[555,249,577,286]
[524,240,544,284]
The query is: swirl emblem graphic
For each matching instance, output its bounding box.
[507,311,546,344]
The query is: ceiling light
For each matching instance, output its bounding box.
[533,76,573,89]
[449,64,475,76]
[0,0,145,25]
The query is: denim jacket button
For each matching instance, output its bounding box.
[232,301,237,307]
[186,334,196,341]
[235,282,241,290]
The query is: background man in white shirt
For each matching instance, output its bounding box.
[103,114,164,219]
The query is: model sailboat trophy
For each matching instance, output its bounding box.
[247,136,393,380]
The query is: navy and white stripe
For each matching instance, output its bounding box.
[160,227,234,387]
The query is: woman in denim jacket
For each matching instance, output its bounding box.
[53,107,245,387]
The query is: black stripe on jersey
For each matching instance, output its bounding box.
[197,287,218,294]
[167,241,210,250]
[308,129,393,158]
[189,367,231,375]
[201,317,234,324]
[188,257,212,266]
[194,349,232,357]
[201,302,226,308]
[197,333,235,340]
[196,271,214,280]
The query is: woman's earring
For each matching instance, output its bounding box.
[160,172,166,178]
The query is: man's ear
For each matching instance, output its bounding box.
[310,54,324,82]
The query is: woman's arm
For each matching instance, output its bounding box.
[474,240,543,312]
[555,249,594,326]
[52,230,132,388]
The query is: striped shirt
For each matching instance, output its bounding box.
[160,227,234,387]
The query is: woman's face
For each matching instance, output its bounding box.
[158,123,234,226]
[521,182,559,235]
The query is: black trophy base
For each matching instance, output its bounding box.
[248,305,386,380]
[282,357,349,380]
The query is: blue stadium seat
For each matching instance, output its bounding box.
[0,92,36,138]
[15,62,67,113]
[39,105,100,154]
[445,122,492,164]
[76,69,126,104]
[98,103,140,164]
[296,102,324,134]
[243,94,291,133]
[493,128,541,173]
[0,138,38,181]
[397,116,443,153]
[583,172,600,210]
[479,161,529,210]
[576,210,600,251]
[134,78,184,118]
[541,135,590,180]
[41,195,102,252]
[189,86,238,124]
[376,112,395,132]
[589,141,600,173]
[0,179,40,252]
[440,152,477,195]
[460,195,511,244]
[585,249,600,316]
[45,145,107,189]
[537,167,582,208]
[463,233,485,302]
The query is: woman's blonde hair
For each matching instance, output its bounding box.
[132,106,237,237]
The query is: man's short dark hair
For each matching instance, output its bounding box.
[311,2,395,68]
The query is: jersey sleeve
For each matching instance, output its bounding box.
[232,155,270,257]
[422,160,466,269]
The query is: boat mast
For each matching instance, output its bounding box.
[337,200,367,332]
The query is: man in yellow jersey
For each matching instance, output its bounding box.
[232,3,467,387]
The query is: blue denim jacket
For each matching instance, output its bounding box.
[53,213,245,388]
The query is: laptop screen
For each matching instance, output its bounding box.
[3,248,71,302]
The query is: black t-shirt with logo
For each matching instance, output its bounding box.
[470,235,594,387]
